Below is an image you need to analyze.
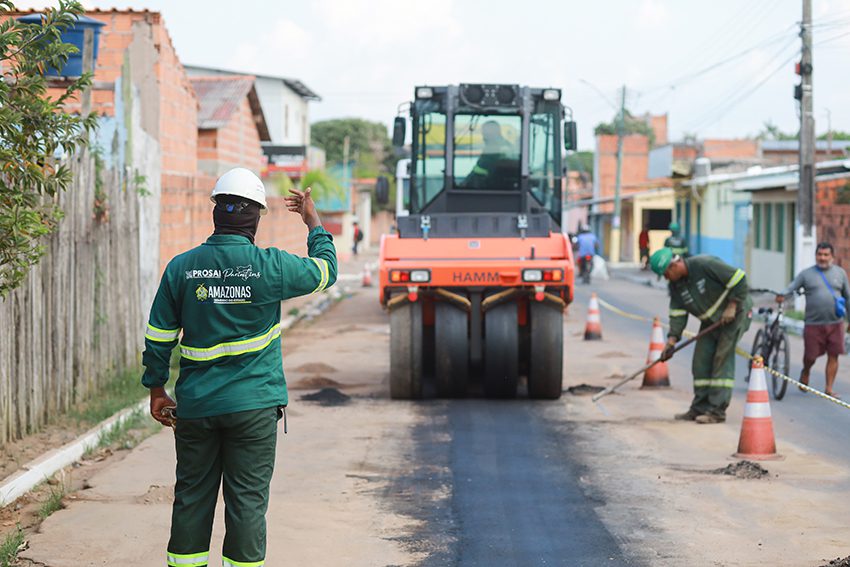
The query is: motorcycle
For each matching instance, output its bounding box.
[579,254,593,284]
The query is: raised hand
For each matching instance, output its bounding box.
[285,186,321,230]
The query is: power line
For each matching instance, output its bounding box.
[688,48,799,134]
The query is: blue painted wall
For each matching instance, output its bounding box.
[699,235,736,265]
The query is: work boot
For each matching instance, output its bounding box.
[674,409,701,421]
[695,413,725,424]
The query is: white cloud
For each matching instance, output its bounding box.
[637,0,671,30]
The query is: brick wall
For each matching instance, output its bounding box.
[701,139,760,161]
[596,134,650,213]
[160,178,308,274]
[816,177,850,272]
[648,114,668,146]
[198,97,264,177]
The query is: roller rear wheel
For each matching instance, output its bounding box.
[528,302,564,399]
[484,302,519,398]
[435,302,469,397]
[389,300,423,399]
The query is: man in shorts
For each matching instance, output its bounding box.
[776,242,850,398]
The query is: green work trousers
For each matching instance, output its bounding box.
[690,311,751,417]
[167,406,280,567]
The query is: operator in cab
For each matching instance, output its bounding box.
[463,120,517,190]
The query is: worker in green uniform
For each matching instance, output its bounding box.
[663,222,689,257]
[142,167,337,567]
[650,248,751,424]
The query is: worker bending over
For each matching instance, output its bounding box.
[651,248,751,424]
[142,167,337,567]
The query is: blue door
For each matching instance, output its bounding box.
[733,203,749,269]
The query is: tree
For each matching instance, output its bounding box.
[594,110,656,146]
[566,151,593,177]
[818,130,850,141]
[0,1,97,298]
[311,118,394,176]
[757,120,797,141]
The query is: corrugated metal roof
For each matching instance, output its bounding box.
[185,64,321,101]
[191,75,254,129]
[762,139,850,151]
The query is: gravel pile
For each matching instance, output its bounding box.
[299,387,351,406]
[567,384,606,396]
[711,461,769,479]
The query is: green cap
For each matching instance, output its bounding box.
[650,247,674,276]
[669,222,680,233]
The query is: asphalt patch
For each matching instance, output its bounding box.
[711,461,769,479]
[567,384,606,396]
[299,387,351,406]
[821,556,850,567]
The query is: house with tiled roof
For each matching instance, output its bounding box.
[11,8,309,276]
[190,75,271,177]
[185,65,323,179]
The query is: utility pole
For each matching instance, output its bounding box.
[610,85,626,264]
[795,0,815,310]
[825,108,833,156]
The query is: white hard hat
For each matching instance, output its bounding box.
[210,168,268,215]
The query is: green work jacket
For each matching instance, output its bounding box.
[668,255,751,340]
[141,227,337,418]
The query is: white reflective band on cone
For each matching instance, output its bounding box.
[744,402,772,418]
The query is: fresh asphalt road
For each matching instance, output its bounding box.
[574,274,850,468]
[440,401,629,566]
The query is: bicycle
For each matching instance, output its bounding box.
[747,288,791,400]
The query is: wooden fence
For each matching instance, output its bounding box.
[0,150,142,446]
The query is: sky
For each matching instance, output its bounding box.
[16,0,850,151]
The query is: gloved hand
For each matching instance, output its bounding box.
[149,387,177,428]
[720,301,738,325]
[660,338,677,361]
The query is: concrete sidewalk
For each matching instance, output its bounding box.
[609,264,668,290]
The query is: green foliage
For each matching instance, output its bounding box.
[270,173,295,196]
[312,118,394,174]
[37,482,65,520]
[67,367,145,426]
[89,408,155,453]
[836,181,850,205]
[566,151,594,176]
[594,110,656,146]
[758,120,797,141]
[818,130,850,141]
[300,168,344,202]
[0,0,98,298]
[0,526,24,567]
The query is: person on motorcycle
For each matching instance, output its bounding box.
[576,225,599,283]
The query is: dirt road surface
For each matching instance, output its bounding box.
[18,274,850,566]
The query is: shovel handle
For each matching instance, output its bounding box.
[591,319,724,402]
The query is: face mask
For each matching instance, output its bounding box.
[212,199,261,243]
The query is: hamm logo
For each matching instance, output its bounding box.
[452,272,500,284]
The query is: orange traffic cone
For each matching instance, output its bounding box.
[361,266,372,287]
[641,317,670,388]
[733,356,781,460]
[584,293,602,340]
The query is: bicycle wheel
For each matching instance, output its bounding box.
[769,330,790,400]
[747,329,765,383]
